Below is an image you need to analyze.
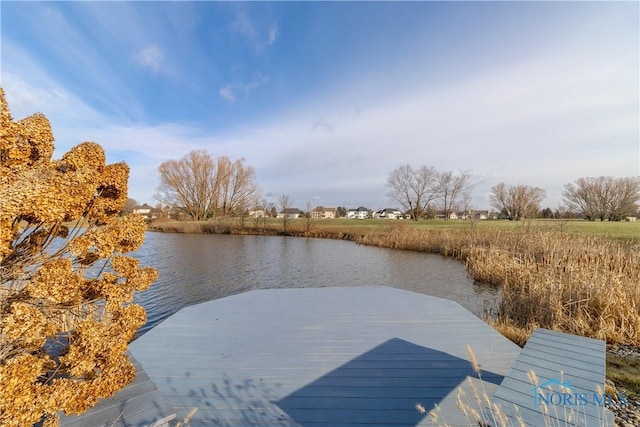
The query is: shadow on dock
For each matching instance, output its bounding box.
[275,337,502,426]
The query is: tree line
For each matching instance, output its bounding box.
[387,165,639,221]
[155,151,639,222]
[486,177,640,221]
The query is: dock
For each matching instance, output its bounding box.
[128,286,520,426]
[60,286,613,426]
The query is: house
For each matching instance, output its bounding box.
[277,208,304,219]
[132,204,167,221]
[248,206,267,218]
[471,210,489,220]
[311,206,336,219]
[374,208,403,220]
[346,207,370,220]
[435,210,460,220]
[132,204,152,216]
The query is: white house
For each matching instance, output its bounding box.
[346,207,370,220]
[471,210,489,220]
[132,204,152,216]
[375,208,403,219]
[132,204,165,221]
[277,208,304,219]
[248,206,267,218]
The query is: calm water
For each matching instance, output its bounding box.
[132,232,500,335]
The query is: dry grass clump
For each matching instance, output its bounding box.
[359,222,640,345]
[0,88,157,426]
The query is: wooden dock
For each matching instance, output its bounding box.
[127,286,522,426]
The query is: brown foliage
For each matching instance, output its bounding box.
[0,88,157,426]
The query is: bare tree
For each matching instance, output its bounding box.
[438,170,473,220]
[156,151,260,220]
[563,176,640,221]
[489,183,546,220]
[214,157,255,216]
[156,150,217,221]
[122,198,138,214]
[304,201,314,233]
[608,177,640,221]
[387,164,441,220]
[278,193,293,232]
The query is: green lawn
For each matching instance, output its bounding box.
[279,217,640,241]
[164,216,639,241]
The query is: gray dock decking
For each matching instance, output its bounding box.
[493,328,615,426]
[57,287,615,426]
[128,286,521,426]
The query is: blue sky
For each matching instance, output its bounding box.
[1,1,638,210]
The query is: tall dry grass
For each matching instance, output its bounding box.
[359,222,640,346]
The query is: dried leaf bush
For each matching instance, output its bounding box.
[0,88,157,426]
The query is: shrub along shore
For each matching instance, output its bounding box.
[150,218,640,347]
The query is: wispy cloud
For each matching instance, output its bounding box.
[267,24,278,46]
[219,87,236,103]
[230,11,278,51]
[219,73,268,103]
[132,45,166,73]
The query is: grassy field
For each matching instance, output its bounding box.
[181,217,639,240]
[299,217,640,240]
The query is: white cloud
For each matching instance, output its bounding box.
[132,45,165,73]
[219,74,268,103]
[230,12,256,41]
[230,12,278,51]
[267,24,278,46]
[219,87,236,102]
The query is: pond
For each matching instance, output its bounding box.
[132,232,499,335]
